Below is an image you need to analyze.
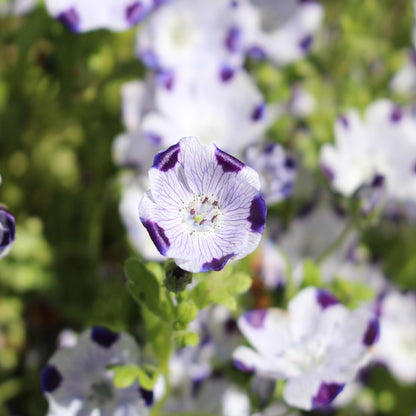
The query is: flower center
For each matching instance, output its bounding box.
[181,195,222,234]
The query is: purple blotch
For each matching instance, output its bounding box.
[140,49,159,70]
[363,318,380,346]
[248,45,267,61]
[215,148,244,173]
[58,7,80,32]
[139,387,154,406]
[201,253,234,272]
[220,66,235,82]
[284,156,296,169]
[224,317,238,334]
[321,164,335,181]
[247,195,266,233]
[280,182,293,198]
[152,143,180,171]
[338,115,349,129]
[299,0,317,4]
[244,309,267,328]
[40,365,62,393]
[144,131,162,146]
[234,359,255,373]
[251,103,266,122]
[299,35,313,52]
[413,162,416,175]
[312,382,345,408]
[225,26,242,52]
[126,2,146,26]
[390,106,403,123]
[371,174,385,188]
[0,207,15,249]
[91,326,120,348]
[156,70,175,90]
[142,220,170,255]
[263,143,275,154]
[317,290,339,309]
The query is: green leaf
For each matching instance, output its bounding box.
[125,258,160,314]
[173,331,200,348]
[136,366,158,391]
[112,365,139,389]
[190,265,252,311]
[175,299,198,327]
[302,259,322,287]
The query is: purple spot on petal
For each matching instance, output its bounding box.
[58,7,80,32]
[338,115,349,129]
[0,207,15,250]
[191,377,205,397]
[234,359,255,373]
[91,326,119,348]
[312,382,344,408]
[142,220,170,255]
[299,35,313,52]
[280,183,293,198]
[201,253,234,272]
[220,66,235,82]
[244,309,267,328]
[391,106,403,122]
[251,103,266,122]
[413,162,416,175]
[247,195,266,233]
[224,317,238,334]
[248,45,267,60]
[153,143,180,171]
[225,26,242,52]
[40,365,62,393]
[139,387,154,406]
[321,164,335,182]
[152,0,168,9]
[363,318,379,346]
[215,148,244,173]
[284,156,296,169]
[371,174,385,188]
[144,131,162,146]
[156,70,175,90]
[126,2,146,26]
[140,49,159,69]
[317,290,339,309]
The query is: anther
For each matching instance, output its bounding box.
[190,208,195,215]
[211,214,218,223]
[213,200,218,207]
[202,196,209,204]
[199,219,206,226]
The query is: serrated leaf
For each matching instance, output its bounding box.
[125,258,160,314]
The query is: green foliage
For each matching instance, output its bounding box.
[112,364,158,390]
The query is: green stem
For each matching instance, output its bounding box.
[315,219,355,265]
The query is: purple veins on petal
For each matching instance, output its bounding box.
[251,103,266,122]
[312,382,344,408]
[317,289,339,309]
[247,195,266,233]
[201,253,234,272]
[215,148,244,173]
[139,387,154,406]
[126,2,146,25]
[363,318,380,346]
[152,142,180,171]
[40,365,63,393]
[142,220,170,255]
[299,35,313,52]
[244,309,267,328]
[91,326,120,348]
[58,7,80,32]
[390,106,403,123]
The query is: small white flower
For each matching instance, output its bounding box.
[44,0,153,33]
[40,327,153,416]
[233,287,379,410]
[139,137,266,273]
[373,291,416,383]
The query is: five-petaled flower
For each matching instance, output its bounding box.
[232,287,379,410]
[139,136,267,273]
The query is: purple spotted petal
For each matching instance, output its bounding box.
[312,382,344,408]
[247,195,266,233]
[215,147,244,173]
[234,359,255,373]
[225,26,242,52]
[40,365,63,393]
[0,207,15,252]
[58,7,80,32]
[91,326,120,348]
[126,2,146,26]
[201,253,234,272]
[142,220,170,255]
[251,103,265,122]
[390,106,403,123]
[139,387,154,406]
[220,66,235,82]
[317,290,339,309]
[152,142,180,171]
[244,309,267,328]
[299,35,313,52]
[363,318,379,346]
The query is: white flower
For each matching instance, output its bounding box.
[233,287,379,410]
[320,99,416,202]
[44,0,153,33]
[40,327,153,416]
[239,0,324,65]
[373,291,416,383]
[0,0,37,15]
[139,137,266,273]
[140,68,271,157]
